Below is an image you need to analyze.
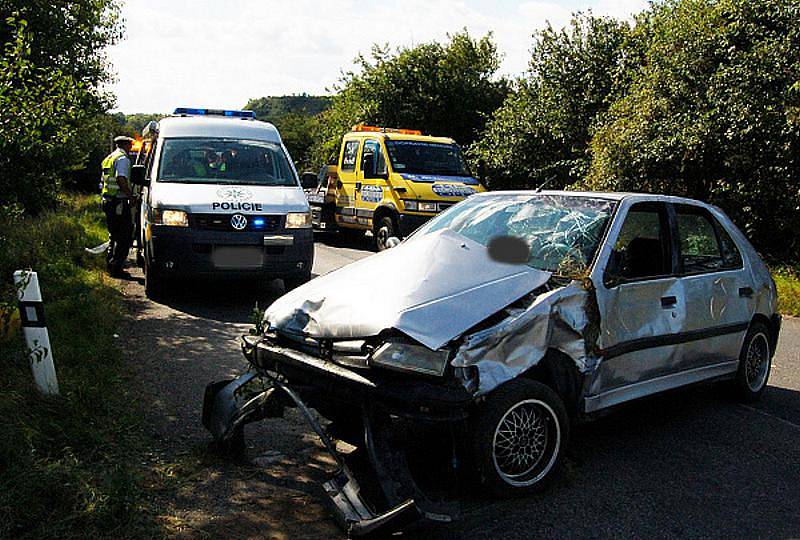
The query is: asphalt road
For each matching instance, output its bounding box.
[119,234,800,539]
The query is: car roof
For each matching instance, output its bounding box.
[157,115,282,143]
[477,190,716,208]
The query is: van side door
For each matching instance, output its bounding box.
[355,139,389,229]
[334,138,361,229]
[587,201,686,411]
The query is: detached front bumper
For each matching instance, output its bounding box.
[203,371,457,536]
[202,338,469,535]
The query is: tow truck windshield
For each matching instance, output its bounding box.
[385,140,471,177]
[158,138,297,186]
[414,194,616,275]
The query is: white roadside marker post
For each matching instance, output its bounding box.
[13,270,59,395]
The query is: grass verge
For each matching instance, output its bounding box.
[0,194,159,539]
[773,266,800,318]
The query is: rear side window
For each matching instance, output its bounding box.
[675,204,742,273]
[341,140,360,171]
[606,202,672,283]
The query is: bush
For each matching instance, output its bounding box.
[0,194,157,539]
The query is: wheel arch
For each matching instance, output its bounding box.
[520,349,584,418]
[750,313,780,358]
[372,204,399,229]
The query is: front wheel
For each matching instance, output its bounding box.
[732,322,772,402]
[283,272,311,292]
[144,248,164,299]
[373,215,397,252]
[471,379,569,497]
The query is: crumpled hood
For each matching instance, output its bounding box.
[265,229,551,350]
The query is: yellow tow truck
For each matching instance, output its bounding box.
[306,125,486,250]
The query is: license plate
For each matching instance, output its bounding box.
[213,246,263,268]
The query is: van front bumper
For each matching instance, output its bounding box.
[149,226,313,278]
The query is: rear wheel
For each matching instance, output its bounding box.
[374,215,397,252]
[732,322,772,402]
[471,379,569,497]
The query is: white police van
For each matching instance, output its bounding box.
[131,108,314,298]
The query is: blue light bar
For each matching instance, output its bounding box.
[252,217,266,228]
[173,107,256,119]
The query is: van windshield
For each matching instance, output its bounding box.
[385,140,471,177]
[158,138,297,186]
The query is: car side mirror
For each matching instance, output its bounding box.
[300,172,318,190]
[130,164,148,187]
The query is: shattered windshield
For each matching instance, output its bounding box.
[385,140,471,176]
[414,194,616,275]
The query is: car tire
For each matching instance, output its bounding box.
[283,272,311,292]
[471,378,569,498]
[374,215,397,252]
[732,322,772,402]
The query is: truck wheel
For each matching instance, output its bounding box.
[471,379,569,498]
[731,322,772,402]
[374,215,397,251]
[283,272,311,292]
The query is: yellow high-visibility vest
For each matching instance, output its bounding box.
[101,149,127,197]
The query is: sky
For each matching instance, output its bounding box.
[108,0,647,114]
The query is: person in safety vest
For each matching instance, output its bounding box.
[101,136,135,276]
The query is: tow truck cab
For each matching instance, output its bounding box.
[133,108,314,297]
[308,125,486,250]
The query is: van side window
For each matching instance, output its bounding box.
[606,203,672,283]
[362,140,387,176]
[145,141,157,179]
[341,140,360,172]
[675,205,725,273]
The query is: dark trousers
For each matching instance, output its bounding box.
[102,197,133,272]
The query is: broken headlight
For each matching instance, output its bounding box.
[370,339,449,377]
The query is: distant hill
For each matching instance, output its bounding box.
[244,95,330,122]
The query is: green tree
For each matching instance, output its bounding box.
[585,0,800,261]
[471,14,631,190]
[310,30,508,166]
[0,2,122,216]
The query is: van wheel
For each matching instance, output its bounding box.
[144,249,164,299]
[471,379,569,498]
[283,272,311,292]
[374,215,397,251]
[732,322,772,402]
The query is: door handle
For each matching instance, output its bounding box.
[739,287,754,298]
[661,296,677,308]
[355,182,362,191]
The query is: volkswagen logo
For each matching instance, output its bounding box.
[217,187,253,202]
[230,214,248,230]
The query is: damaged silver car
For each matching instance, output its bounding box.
[203,191,780,536]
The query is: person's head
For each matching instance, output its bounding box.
[114,135,134,152]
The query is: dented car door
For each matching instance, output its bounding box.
[587,201,686,411]
[671,202,754,371]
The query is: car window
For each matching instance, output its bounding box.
[607,203,671,282]
[675,204,739,273]
[341,140,360,172]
